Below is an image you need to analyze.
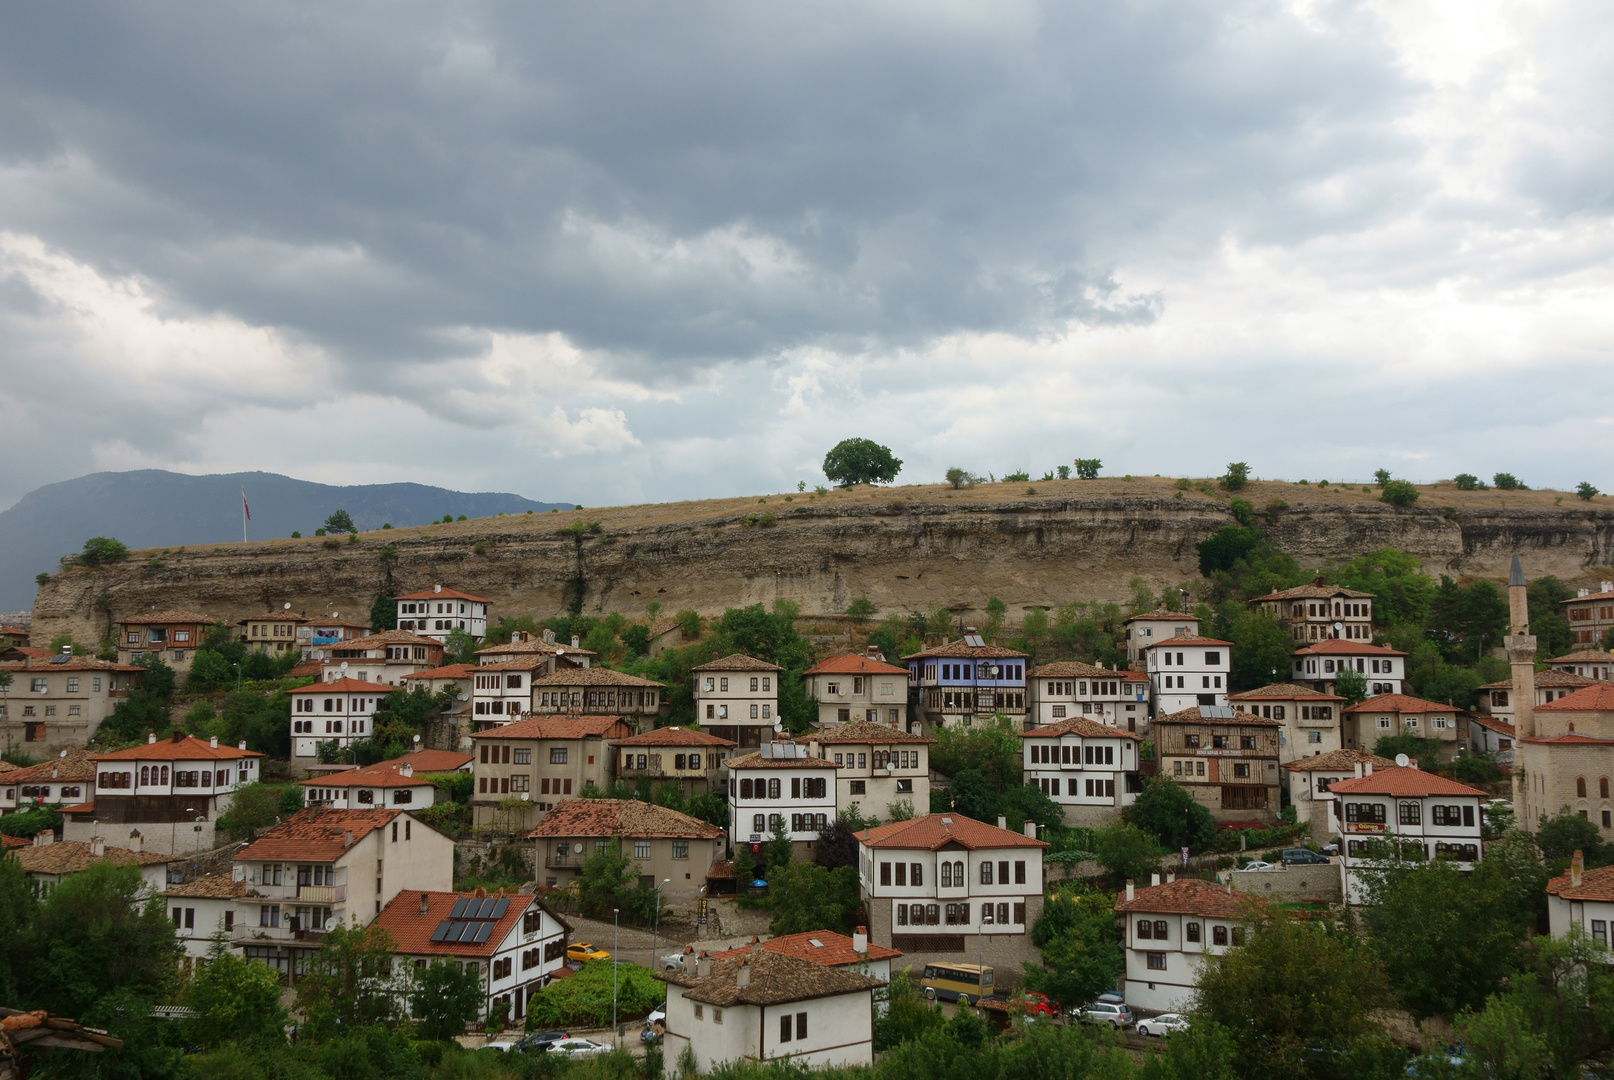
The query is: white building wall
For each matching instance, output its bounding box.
[728,767,838,849]
[1143,643,1230,716]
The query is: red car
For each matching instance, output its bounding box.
[1020,991,1062,1017]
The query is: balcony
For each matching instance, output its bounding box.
[544,854,587,871]
[298,885,344,903]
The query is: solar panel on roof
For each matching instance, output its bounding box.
[473,922,493,943]
[474,897,496,919]
[450,897,470,919]
[964,635,984,647]
[490,898,509,919]
[430,921,452,942]
[445,922,467,942]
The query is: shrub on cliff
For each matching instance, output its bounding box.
[78,536,128,566]
[1379,479,1420,507]
[822,437,902,487]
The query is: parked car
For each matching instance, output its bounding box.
[567,943,612,963]
[661,952,687,970]
[550,1038,612,1059]
[516,1030,569,1053]
[1075,1001,1133,1029]
[1136,1014,1190,1037]
[1020,991,1061,1017]
[1239,860,1275,872]
[1281,848,1330,866]
[482,1040,521,1053]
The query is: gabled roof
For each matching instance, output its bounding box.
[117,609,218,626]
[611,726,736,749]
[235,808,404,862]
[290,677,397,695]
[692,654,783,673]
[14,841,171,875]
[400,664,479,681]
[530,668,664,688]
[1548,650,1614,664]
[805,720,934,745]
[1561,591,1614,605]
[326,630,444,651]
[1228,683,1343,702]
[1154,706,1281,727]
[475,657,556,672]
[855,813,1046,851]
[725,751,839,771]
[6,749,97,783]
[373,890,564,958]
[239,612,309,625]
[1115,878,1249,918]
[394,586,491,603]
[1030,661,1148,681]
[475,640,597,658]
[658,949,882,1007]
[1280,749,1397,773]
[902,640,1028,660]
[1342,693,1459,715]
[525,798,724,840]
[1327,766,1487,798]
[802,654,909,677]
[94,735,264,762]
[1481,671,1599,690]
[1139,634,1232,648]
[298,763,434,789]
[1121,610,1202,624]
[1519,734,1614,746]
[1292,639,1405,657]
[706,931,902,967]
[1468,714,1517,737]
[1020,717,1143,741]
[0,655,142,674]
[469,715,633,741]
[1546,864,1614,902]
[376,749,474,773]
[1535,684,1614,713]
[1249,583,1375,601]
[162,872,246,900]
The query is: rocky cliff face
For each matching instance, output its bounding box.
[30,488,1614,644]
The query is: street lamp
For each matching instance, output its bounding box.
[651,878,671,975]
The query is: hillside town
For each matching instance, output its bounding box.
[6,512,1614,1079]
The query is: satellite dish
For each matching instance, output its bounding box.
[284,602,292,610]
[340,661,349,672]
[520,792,529,801]
[413,734,421,744]
[1334,622,1344,631]
[1394,753,1410,768]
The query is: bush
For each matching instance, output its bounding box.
[1454,473,1483,490]
[1379,480,1420,507]
[1577,481,1599,501]
[1220,462,1250,491]
[1002,470,1030,482]
[945,467,974,489]
[1493,473,1527,491]
[821,438,902,487]
[1074,458,1101,479]
[525,960,664,1029]
[79,536,129,566]
[1450,754,1500,784]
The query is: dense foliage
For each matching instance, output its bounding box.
[822,438,903,487]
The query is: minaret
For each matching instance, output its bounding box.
[1506,555,1538,739]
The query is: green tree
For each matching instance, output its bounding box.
[945,467,974,489]
[578,838,637,917]
[1227,609,1294,691]
[1374,469,1393,486]
[1092,823,1161,884]
[873,971,946,1050]
[929,714,1024,790]
[1331,548,1436,627]
[1448,994,1551,1080]
[768,862,860,935]
[442,628,478,666]
[1023,887,1124,1015]
[30,861,177,1020]
[1577,481,1600,501]
[1371,734,1443,771]
[0,851,35,1002]
[1194,905,1391,1080]
[1126,776,1216,852]
[100,652,180,743]
[216,782,291,840]
[845,596,876,625]
[324,509,358,533]
[1527,575,1575,660]
[411,957,486,1038]
[1379,480,1419,507]
[1220,462,1251,491]
[1428,575,1509,662]
[1333,666,1368,706]
[369,593,398,633]
[1454,473,1483,490]
[983,596,1007,639]
[1074,458,1102,479]
[1535,807,1614,867]
[763,818,794,877]
[79,536,130,565]
[822,438,903,487]
[1493,473,1527,491]
[185,939,288,1048]
[1196,525,1261,577]
[731,837,757,886]
[294,923,407,1038]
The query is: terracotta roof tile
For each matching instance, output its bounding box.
[469,715,635,741]
[474,657,557,672]
[400,664,479,681]
[1021,716,1144,741]
[1327,765,1487,798]
[1519,734,1614,746]
[1029,661,1147,681]
[1154,706,1282,727]
[530,668,665,688]
[326,630,445,651]
[707,930,902,966]
[855,813,1046,851]
[474,640,597,657]
[1141,634,1233,648]
[0,655,142,674]
[1548,650,1614,664]
[372,890,566,958]
[14,841,170,875]
[525,798,724,840]
[691,654,783,673]
[1228,683,1344,702]
[902,640,1029,660]
[1121,610,1204,623]
[1342,693,1462,715]
[235,808,403,862]
[1546,864,1614,901]
[94,735,264,762]
[1292,639,1405,656]
[804,720,934,745]
[1468,714,1517,737]
[290,677,398,695]
[802,654,910,677]
[1535,684,1614,713]
[394,586,491,603]
[1481,671,1599,690]
[611,727,736,749]
[725,751,839,770]
[117,609,218,626]
[298,763,434,789]
[1249,583,1375,601]
[162,872,246,899]
[1280,749,1397,773]
[1561,591,1614,604]
[238,612,309,625]
[377,749,474,773]
[6,749,97,783]
[1115,878,1251,918]
[658,950,881,1006]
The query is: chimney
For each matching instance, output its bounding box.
[1150,872,1160,887]
[696,951,711,979]
[543,629,556,644]
[571,636,580,648]
[681,946,696,974]
[1572,849,1585,888]
[343,830,354,848]
[434,584,442,593]
[1363,760,1373,777]
[853,926,868,954]
[148,732,157,744]
[419,893,430,914]
[1354,761,1364,779]
[210,736,219,749]
[238,740,247,751]
[1166,872,1175,883]
[1125,880,1135,902]
[33,831,53,847]
[997,815,1008,830]
[131,832,143,852]
[736,960,751,988]
[89,836,105,858]
[1603,582,1612,594]
[1024,821,1038,839]
[401,764,413,777]
[172,730,184,743]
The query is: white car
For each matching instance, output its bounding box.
[550,1038,613,1059]
[1136,1014,1190,1037]
[1239,861,1274,872]
[481,1039,521,1053]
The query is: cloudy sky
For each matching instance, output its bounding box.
[1,0,1611,511]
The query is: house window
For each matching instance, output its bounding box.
[672,841,689,859]
[1399,802,1421,825]
[1136,920,1152,940]
[1186,922,1200,942]
[550,748,568,764]
[1147,952,1167,970]
[513,748,531,764]
[1212,925,1228,946]
[633,841,651,859]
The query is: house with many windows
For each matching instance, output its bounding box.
[471,657,552,727]
[73,733,265,855]
[801,650,910,730]
[299,761,441,812]
[695,655,783,748]
[474,629,595,669]
[116,609,218,677]
[1227,683,1345,765]
[1121,611,1200,664]
[1563,586,1614,649]
[798,720,933,820]
[612,726,735,796]
[705,928,902,983]
[238,611,308,656]
[1516,683,1614,841]
[1546,853,1614,950]
[1247,579,1376,643]
[15,836,172,899]
[469,715,633,832]
[854,813,1046,987]
[904,632,1029,731]
[1114,875,1252,1012]
[1152,706,1281,822]
[288,678,395,764]
[0,749,96,816]
[525,798,724,903]
[393,585,490,642]
[1331,763,1486,904]
[1292,639,1405,696]
[0,651,144,754]
[164,872,248,971]
[375,889,571,1026]
[1029,662,1150,732]
[1139,635,1232,716]
[725,742,838,858]
[528,668,666,732]
[315,631,447,685]
[1480,669,1599,727]
[1341,694,1463,761]
[1279,749,1396,842]
[1019,716,1143,825]
[1548,649,1614,681]
[230,807,453,978]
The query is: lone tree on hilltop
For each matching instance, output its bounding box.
[822,438,902,487]
[79,537,129,566]
[1220,462,1251,491]
[1379,480,1419,508]
[323,509,357,534]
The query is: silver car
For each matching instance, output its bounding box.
[1076,1000,1133,1029]
[1136,1013,1190,1037]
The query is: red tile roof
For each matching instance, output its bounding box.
[235,808,403,862]
[469,715,634,741]
[1229,683,1343,702]
[373,890,556,958]
[327,630,445,651]
[611,726,736,749]
[1121,610,1203,623]
[692,654,783,672]
[394,586,491,603]
[525,798,724,839]
[377,749,474,773]
[1549,650,1614,664]
[805,720,934,745]
[1030,661,1147,681]
[1154,706,1281,727]
[802,654,909,677]
[400,664,479,681]
[707,931,902,966]
[475,640,597,657]
[530,668,665,688]
[94,735,263,762]
[116,609,218,626]
[1562,590,1614,604]
[239,612,309,625]
[1292,639,1405,657]
[903,640,1029,660]
[1141,634,1233,648]
[725,751,839,771]
[1249,583,1374,601]
[1021,716,1143,741]
[290,677,397,695]
[1535,684,1614,713]
[298,763,434,789]
[1280,749,1397,773]
[659,949,882,1006]
[475,657,557,672]
[1327,766,1487,798]
[6,749,97,783]
[1481,671,1599,690]
[1115,878,1250,918]
[162,872,247,900]
[855,813,1046,851]
[1468,714,1517,737]
[0,655,142,674]
[14,841,171,874]
[1342,693,1459,715]
[1519,734,1614,746]
[1546,864,1614,902]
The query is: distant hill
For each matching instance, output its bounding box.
[0,470,570,610]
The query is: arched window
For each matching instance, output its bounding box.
[161,766,169,784]
[953,860,965,885]
[1578,777,1588,798]
[1603,778,1611,800]
[140,766,149,785]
